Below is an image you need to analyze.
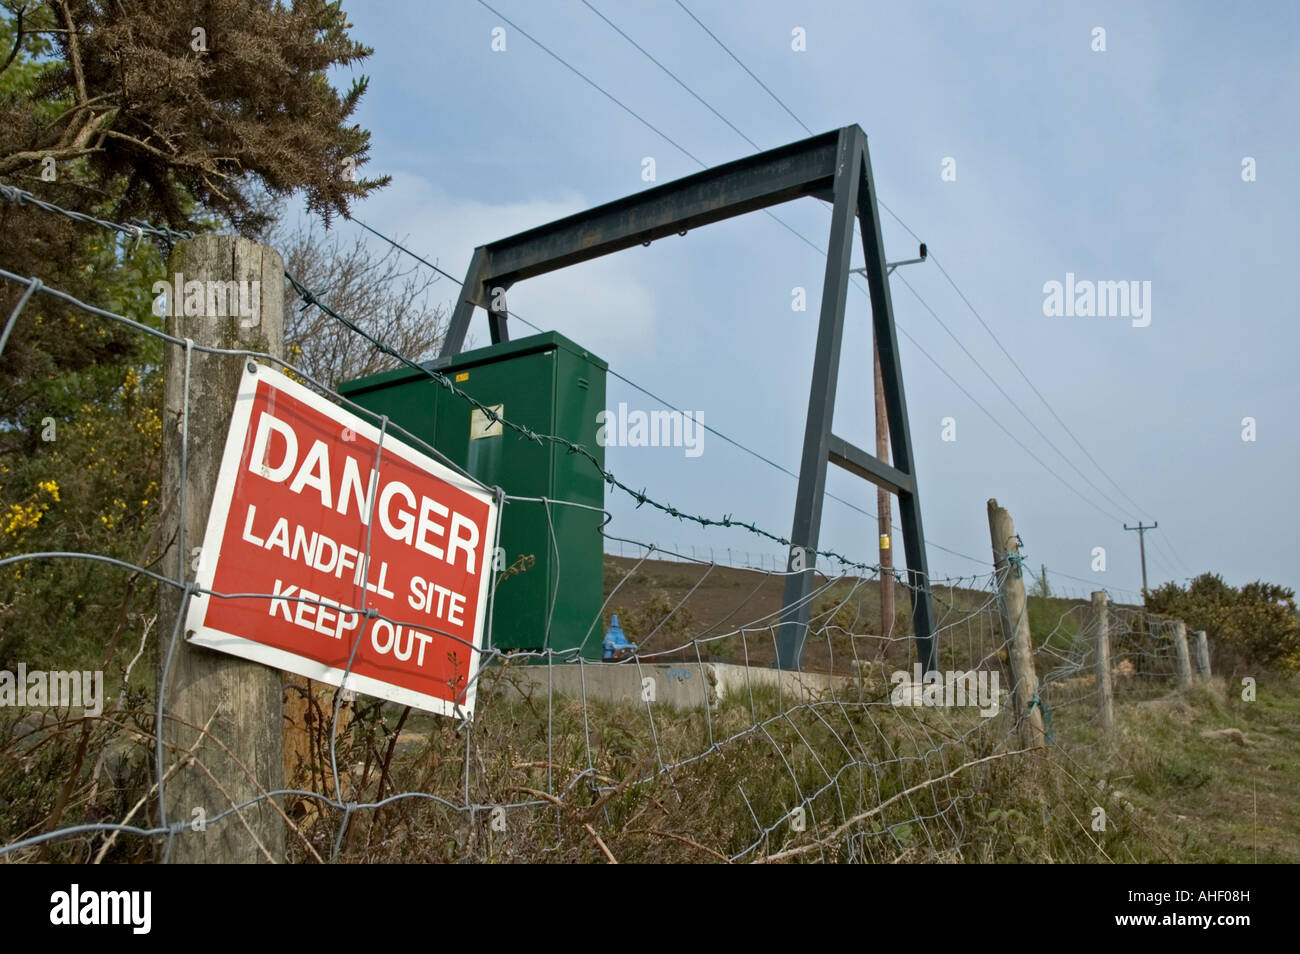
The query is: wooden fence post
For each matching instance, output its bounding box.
[1172,619,1193,691]
[159,235,285,862]
[1194,629,1212,682]
[986,500,1046,750]
[1091,591,1114,737]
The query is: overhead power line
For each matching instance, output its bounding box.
[1152,528,1194,577]
[476,0,705,166]
[882,213,1152,520]
[892,315,1122,524]
[581,1,762,152]
[892,272,1127,522]
[671,0,814,136]
[346,211,990,568]
[437,1,1157,565]
[569,0,1135,525]
[663,0,1155,525]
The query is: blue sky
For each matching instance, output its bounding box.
[328,0,1299,602]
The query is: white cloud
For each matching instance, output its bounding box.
[352,172,657,363]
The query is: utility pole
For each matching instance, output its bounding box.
[1123,521,1157,596]
[855,244,925,663]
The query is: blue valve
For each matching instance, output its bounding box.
[602,614,636,660]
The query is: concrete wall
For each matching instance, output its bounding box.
[491,660,855,711]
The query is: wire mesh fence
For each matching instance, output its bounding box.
[0,192,1206,863]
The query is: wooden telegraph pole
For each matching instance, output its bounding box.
[857,245,926,666]
[1123,521,1157,596]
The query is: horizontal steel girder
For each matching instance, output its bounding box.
[827,433,914,497]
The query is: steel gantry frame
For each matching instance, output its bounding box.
[439,125,938,673]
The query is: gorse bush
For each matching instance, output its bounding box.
[1146,573,1300,674]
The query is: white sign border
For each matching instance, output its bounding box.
[183,361,499,719]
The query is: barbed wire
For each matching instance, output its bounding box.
[0,178,1036,587]
[0,183,194,249]
[0,262,966,860]
[0,180,905,578]
[0,188,1206,865]
[345,211,994,571]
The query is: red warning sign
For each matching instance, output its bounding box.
[185,363,499,717]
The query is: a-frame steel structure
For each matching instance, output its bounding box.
[438,125,938,673]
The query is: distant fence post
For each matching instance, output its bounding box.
[160,234,285,863]
[1172,620,1193,690]
[986,499,1046,750]
[1091,591,1115,737]
[1194,629,1212,681]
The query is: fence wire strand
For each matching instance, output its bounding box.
[0,192,1206,864]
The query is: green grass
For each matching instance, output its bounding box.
[2,663,1296,862]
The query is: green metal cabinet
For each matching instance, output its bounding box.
[338,332,607,659]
